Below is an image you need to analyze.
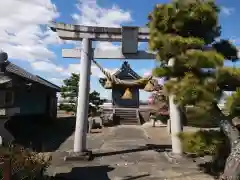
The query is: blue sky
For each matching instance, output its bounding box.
[1,0,240,100]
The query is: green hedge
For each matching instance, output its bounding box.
[178,130,226,156]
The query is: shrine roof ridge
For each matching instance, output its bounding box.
[111,61,141,79]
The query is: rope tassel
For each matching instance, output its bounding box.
[91,59,153,86]
[104,79,112,89]
[144,80,155,92]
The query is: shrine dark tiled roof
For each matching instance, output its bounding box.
[5,62,60,91]
[113,61,141,79]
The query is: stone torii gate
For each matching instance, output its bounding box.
[50,23,183,157]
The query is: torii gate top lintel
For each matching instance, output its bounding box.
[50,22,154,59]
[50,22,149,40]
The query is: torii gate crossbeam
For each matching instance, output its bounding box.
[62,49,156,59]
[50,22,182,158]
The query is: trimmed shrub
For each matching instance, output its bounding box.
[156,114,169,124]
[178,130,226,156]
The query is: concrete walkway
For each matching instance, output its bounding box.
[47,125,214,180]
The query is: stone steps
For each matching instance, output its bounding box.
[114,108,140,125]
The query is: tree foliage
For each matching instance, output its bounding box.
[225,90,240,117]
[148,0,239,114]
[60,73,106,113]
[148,0,240,178]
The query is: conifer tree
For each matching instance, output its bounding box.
[148,0,240,178]
[60,73,105,114]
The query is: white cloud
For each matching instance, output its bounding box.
[31,61,70,76]
[0,0,61,62]
[67,63,118,78]
[221,6,234,16]
[72,0,132,49]
[0,0,74,84]
[0,0,132,75]
[48,77,64,86]
[92,65,118,78]
[97,42,120,50]
[0,0,139,101]
[72,0,132,27]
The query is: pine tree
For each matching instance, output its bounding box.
[60,73,105,114]
[148,0,240,179]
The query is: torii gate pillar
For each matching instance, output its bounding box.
[168,58,183,155]
[74,38,92,153]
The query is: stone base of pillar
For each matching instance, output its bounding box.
[164,152,186,164]
[64,150,93,161]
